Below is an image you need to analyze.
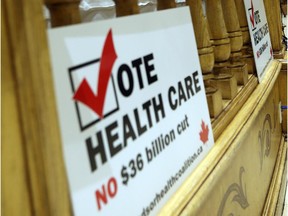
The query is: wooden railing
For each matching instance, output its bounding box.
[2,0,286,215]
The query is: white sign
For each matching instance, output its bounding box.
[244,0,273,82]
[48,7,214,216]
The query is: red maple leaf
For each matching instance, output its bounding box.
[199,120,209,144]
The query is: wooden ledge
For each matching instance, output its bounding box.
[262,137,287,215]
[212,74,258,140]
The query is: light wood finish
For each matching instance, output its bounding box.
[207,62,240,115]
[262,138,287,216]
[234,0,250,45]
[205,0,239,117]
[206,87,223,118]
[3,1,285,216]
[233,0,256,75]
[241,44,256,74]
[206,0,231,62]
[243,54,256,74]
[221,0,243,53]
[2,6,33,216]
[212,76,258,140]
[275,153,287,216]
[228,62,248,85]
[221,0,249,87]
[186,0,214,74]
[114,0,139,16]
[279,60,287,133]
[157,0,176,10]
[234,0,256,76]
[159,60,282,215]
[2,0,72,215]
[264,0,284,58]
[45,0,81,27]
[210,74,238,100]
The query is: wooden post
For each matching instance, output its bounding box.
[3,0,74,215]
[205,0,237,100]
[206,0,231,62]
[264,0,285,58]
[234,0,250,45]
[210,74,238,99]
[45,0,81,27]
[186,0,223,117]
[222,0,248,85]
[2,6,33,216]
[206,87,223,118]
[186,0,214,74]
[157,0,176,10]
[234,0,256,74]
[114,0,139,16]
[221,0,243,53]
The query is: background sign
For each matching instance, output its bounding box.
[244,0,273,82]
[48,7,214,216]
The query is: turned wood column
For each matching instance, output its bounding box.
[45,0,81,27]
[264,0,284,58]
[186,0,214,74]
[157,0,176,10]
[206,0,231,63]
[222,0,248,85]
[234,0,256,74]
[234,0,250,45]
[205,0,238,100]
[221,0,243,53]
[114,0,139,16]
[187,0,223,117]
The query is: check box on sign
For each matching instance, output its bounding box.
[68,58,119,131]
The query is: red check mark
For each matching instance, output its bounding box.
[73,29,118,118]
[250,0,255,28]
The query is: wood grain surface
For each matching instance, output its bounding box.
[2,0,72,215]
[115,0,139,16]
[2,6,32,216]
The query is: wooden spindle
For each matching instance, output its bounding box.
[210,74,237,99]
[45,0,81,27]
[234,0,250,45]
[221,0,243,53]
[264,0,285,58]
[206,0,237,100]
[222,0,248,85]
[157,0,176,10]
[186,0,223,117]
[227,60,248,85]
[206,87,223,118]
[234,0,256,74]
[206,0,231,62]
[186,0,214,74]
[114,0,139,17]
